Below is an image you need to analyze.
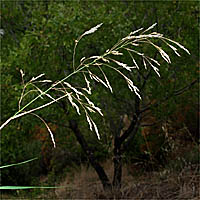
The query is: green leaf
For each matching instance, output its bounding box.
[0,158,38,169]
[0,186,63,190]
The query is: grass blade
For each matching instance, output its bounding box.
[0,158,38,169]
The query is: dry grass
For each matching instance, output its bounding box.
[1,159,199,199]
[45,127,199,199]
[54,160,116,199]
[51,160,199,199]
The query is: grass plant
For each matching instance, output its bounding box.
[0,23,191,193]
[0,23,190,146]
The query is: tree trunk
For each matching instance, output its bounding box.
[112,96,141,192]
[112,136,122,196]
[69,119,113,193]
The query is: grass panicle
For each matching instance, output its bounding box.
[0,23,190,145]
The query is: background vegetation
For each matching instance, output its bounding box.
[1,0,199,199]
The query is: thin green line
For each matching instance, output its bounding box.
[0,158,38,169]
